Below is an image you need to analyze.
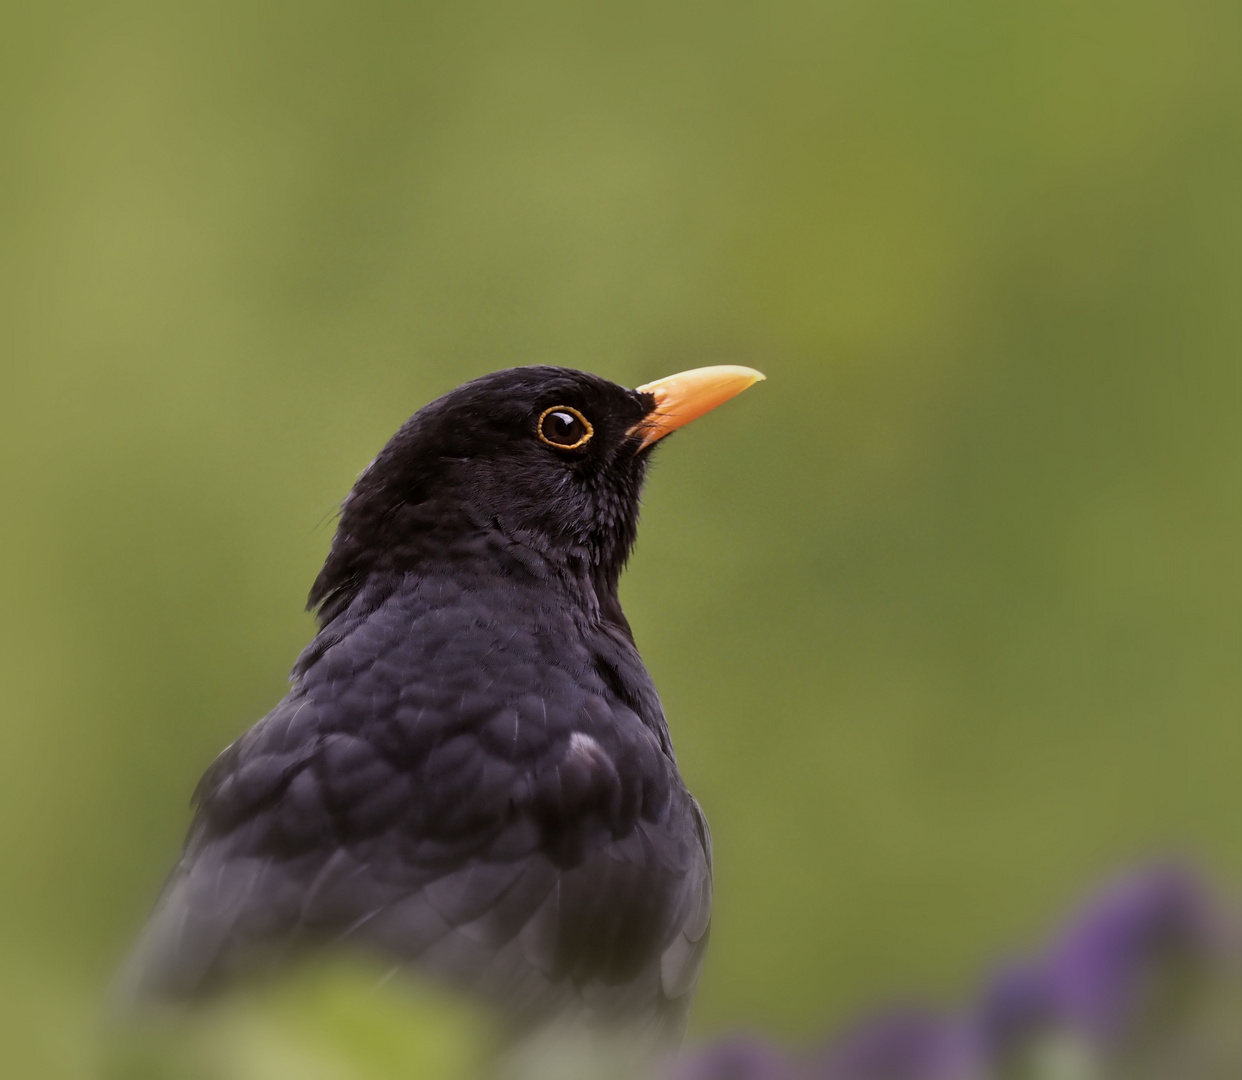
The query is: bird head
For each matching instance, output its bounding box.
[309,365,763,623]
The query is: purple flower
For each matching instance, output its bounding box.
[673,1035,800,1080]
[1043,862,1231,1042]
[810,1008,980,1080]
[976,862,1236,1057]
[974,961,1058,1058]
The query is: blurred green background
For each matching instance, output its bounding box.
[1,0,1239,1075]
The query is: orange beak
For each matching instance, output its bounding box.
[629,365,766,450]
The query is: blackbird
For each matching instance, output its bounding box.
[122,364,763,1053]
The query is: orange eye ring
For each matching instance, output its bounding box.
[537,406,594,450]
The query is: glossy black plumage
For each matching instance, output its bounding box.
[124,366,726,1046]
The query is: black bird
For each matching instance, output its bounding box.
[122,364,763,1055]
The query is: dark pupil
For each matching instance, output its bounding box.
[543,410,585,445]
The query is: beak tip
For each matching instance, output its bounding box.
[635,365,766,396]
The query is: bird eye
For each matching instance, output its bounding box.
[537,406,594,450]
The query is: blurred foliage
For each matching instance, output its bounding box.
[100,961,489,1080]
[0,0,1238,1076]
